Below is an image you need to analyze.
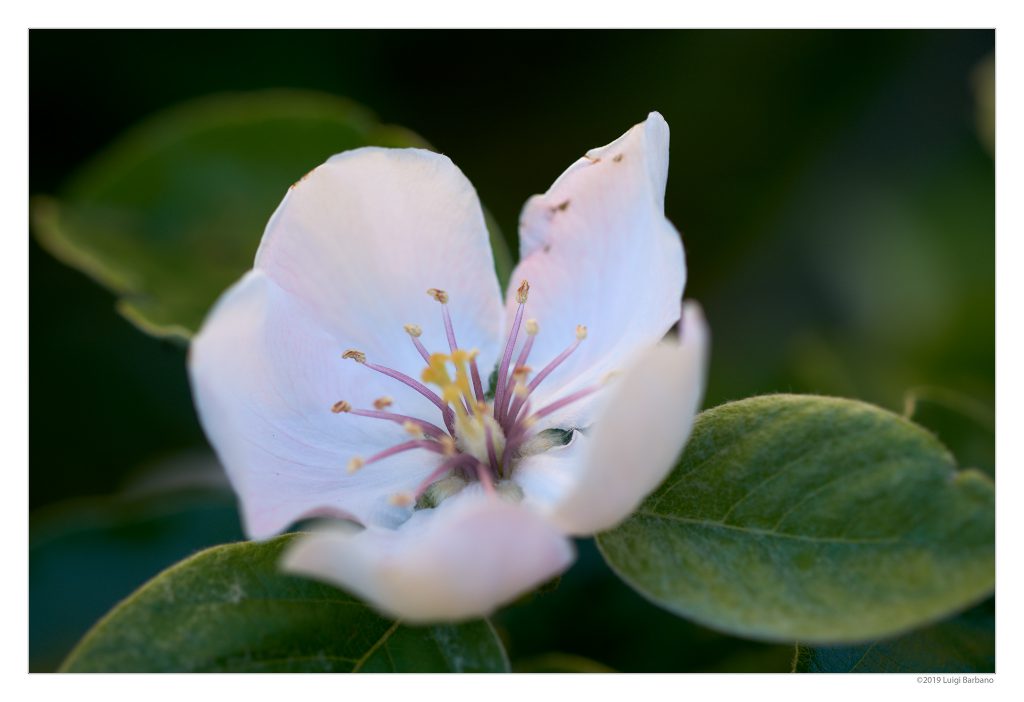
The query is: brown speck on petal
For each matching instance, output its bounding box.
[613,153,624,163]
[550,200,571,214]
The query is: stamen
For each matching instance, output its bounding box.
[343,406,447,439]
[530,383,603,421]
[403,420,424,437]
[475,460,496,495]
[516,280,530,304]
[412,454,476,501]
[426,288,449,304]
[494,279,530,424]
[507,325,586,424]
[331,400,352,414]
[484,423,501,478]
[404,324,431,363]
[497,323,538,424]
[345,350,456,433]
[373,396,393,410]
[355,438,450,474]
[342,349,366,364]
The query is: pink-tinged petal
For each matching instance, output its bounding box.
[256,147,505,383]
[189,270,446,539]
[281,488,575,623]
[507,113,685,427]
[536,302,709,536]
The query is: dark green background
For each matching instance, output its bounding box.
[29,30,994,672]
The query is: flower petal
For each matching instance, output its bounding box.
[256,147,505,384]
[540,302,709,536]
[507,113,685,428]
[281,488,575,623]
[189,270,446,539]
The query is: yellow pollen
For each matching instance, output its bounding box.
[525,319,539,335]
[331,400,351,414]
[373,396,393,410]
[404,323,422,337]
[512,365,532,381]
[347,457,365,474]
[389,492,414,507]
[576,325,588,340]
[427,288,449,304]
[516,279,530,304]
[403,421,423,437]
[342,349,366,363]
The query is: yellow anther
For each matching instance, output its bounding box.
[342,349,366,363]
[331,400,351,414]
[373,396,393,410]
[404,324,422,338]
[516,279,530,304]
[347,457,365,474]
[439,435,457,456]
[513,382,529,398]
[512,365,532,381]
[451,349,471,364]
[427,288,449,304]
[403,421,423,437]
[575,325,588,340]
[389,492,414,507]
[525,319,539,335]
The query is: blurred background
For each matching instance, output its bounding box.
[29,30,994,672]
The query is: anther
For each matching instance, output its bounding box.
[439,435,457,456]
[427,288,449,304]
[403,420,423,437]
[516,280,530,304]
[404,324,422,338]
[525,319,539,335]
[389,492,414,507]
[576,325,588,340]
[342,349,366,364]
[513,383,529,398]
[347,457,365,474]
[512,365,532,381]
[373,397,393,410]
[331,400,352,414]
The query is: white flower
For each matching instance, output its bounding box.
[188,112,708,623]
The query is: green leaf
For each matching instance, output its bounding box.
[30,486,243,672]
[31,89,513,341]
[513,653,617,673]
[596,394,994,644]
[60,534,509,672]
[793,598,994,673]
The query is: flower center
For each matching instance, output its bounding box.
[332,280,600,508]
